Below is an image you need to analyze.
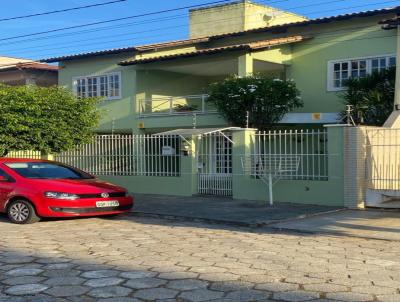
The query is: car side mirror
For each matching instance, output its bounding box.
[0,175,9,182]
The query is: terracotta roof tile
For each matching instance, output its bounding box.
[119,35,308,65]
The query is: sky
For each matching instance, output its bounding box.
[0,0,399,61]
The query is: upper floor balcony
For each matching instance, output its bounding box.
[138,94,217,117]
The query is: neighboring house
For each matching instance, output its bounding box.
[0,56,58,86]
[43,0,399,134]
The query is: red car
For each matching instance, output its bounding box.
[0,158,134,224]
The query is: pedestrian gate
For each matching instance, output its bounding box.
[364,128,400,207]
[197,132,233,196]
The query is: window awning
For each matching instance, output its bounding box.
[154,127,244,143]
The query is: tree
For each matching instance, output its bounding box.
[341,67,395,126]
[207,75,303,129]
[0,85,100,157]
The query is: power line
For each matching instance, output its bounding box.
[0,0,127,22]
[0,0,234,42]
[0,0,388,49]
[0,0,394,53]
[1,0,397,56]
[0,0,397,64]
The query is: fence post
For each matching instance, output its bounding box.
[41,153,54,161]
[232,128,257,199]
[324,125,348,208]
[343,126,367,209]
[177,136,197,195]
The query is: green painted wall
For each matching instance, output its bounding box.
[59,54,137,133]
[57,13,396,133]
[232,126,345,206]
[288,16,396,113]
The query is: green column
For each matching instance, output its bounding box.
[238,53,253,77]
[325,125,346,206]
[232,129,257,199]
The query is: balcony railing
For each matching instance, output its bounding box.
[139,94,217,117]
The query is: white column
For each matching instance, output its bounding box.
[383,24,400,127]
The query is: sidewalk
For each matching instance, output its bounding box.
[272,209,400,241]
[131,194,342,227]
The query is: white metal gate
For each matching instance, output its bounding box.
[364,128,400,207]
[197,133,233,196]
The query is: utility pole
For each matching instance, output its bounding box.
[381,14,400,127]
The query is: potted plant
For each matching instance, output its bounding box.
[174,104,199,112]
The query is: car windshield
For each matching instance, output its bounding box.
[5,162,94,180]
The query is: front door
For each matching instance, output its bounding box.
[197,133,233,196]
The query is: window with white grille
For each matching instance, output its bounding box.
[328,55,396,91]
[73,72,121,100]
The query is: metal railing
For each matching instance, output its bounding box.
[55,135,182,177]
[252,129,329,180]
[138,94,216,117]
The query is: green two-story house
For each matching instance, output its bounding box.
[43,0,399,134]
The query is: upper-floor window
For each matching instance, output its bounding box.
[73,72,121,100]
[327,55,396,91]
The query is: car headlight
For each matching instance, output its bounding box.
[44,192,79,200]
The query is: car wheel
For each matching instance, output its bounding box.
[7,200,40,224]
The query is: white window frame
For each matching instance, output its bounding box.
[72,71,122,100]
[327,54,396,92]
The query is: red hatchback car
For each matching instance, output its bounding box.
[0,159,134,224]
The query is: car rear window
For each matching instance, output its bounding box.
[5,162,94,180]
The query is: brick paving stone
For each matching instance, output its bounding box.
[43,269,81,278]
[352,285,397,295]
[5,268,43,277]
[222,289,269,301]
[119,271,157,279]
[45,285,89,297]
[5,284,49,296]
[98,299,141,302]
[178,288,224,302]
[273,290,320,302]
[2,276,45,286]
[377,294,400,302]
[325,292,375,301]
[255,282,299,292]
[44,277,85,286]
[85,277,124,287]
[124,277,167,289]
[167,279,209,291]
[88,286,132,298]
[134,288,178,300]
[81,270,119,279]
[209,281,254,292]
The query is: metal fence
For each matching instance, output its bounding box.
[55,134,181,177]
[6,150,42,159]
[252,129,328,180]
[365,128,400,190]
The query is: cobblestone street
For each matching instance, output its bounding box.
[0,215,400,302]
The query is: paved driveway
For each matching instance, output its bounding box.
[0,214,400,302]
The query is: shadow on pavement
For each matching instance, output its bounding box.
[0,214,398,302]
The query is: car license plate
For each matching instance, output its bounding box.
[96,200,119,208]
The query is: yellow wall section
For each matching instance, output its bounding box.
[189,0,306,38]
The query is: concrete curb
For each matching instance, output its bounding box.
[128,207,346,229]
